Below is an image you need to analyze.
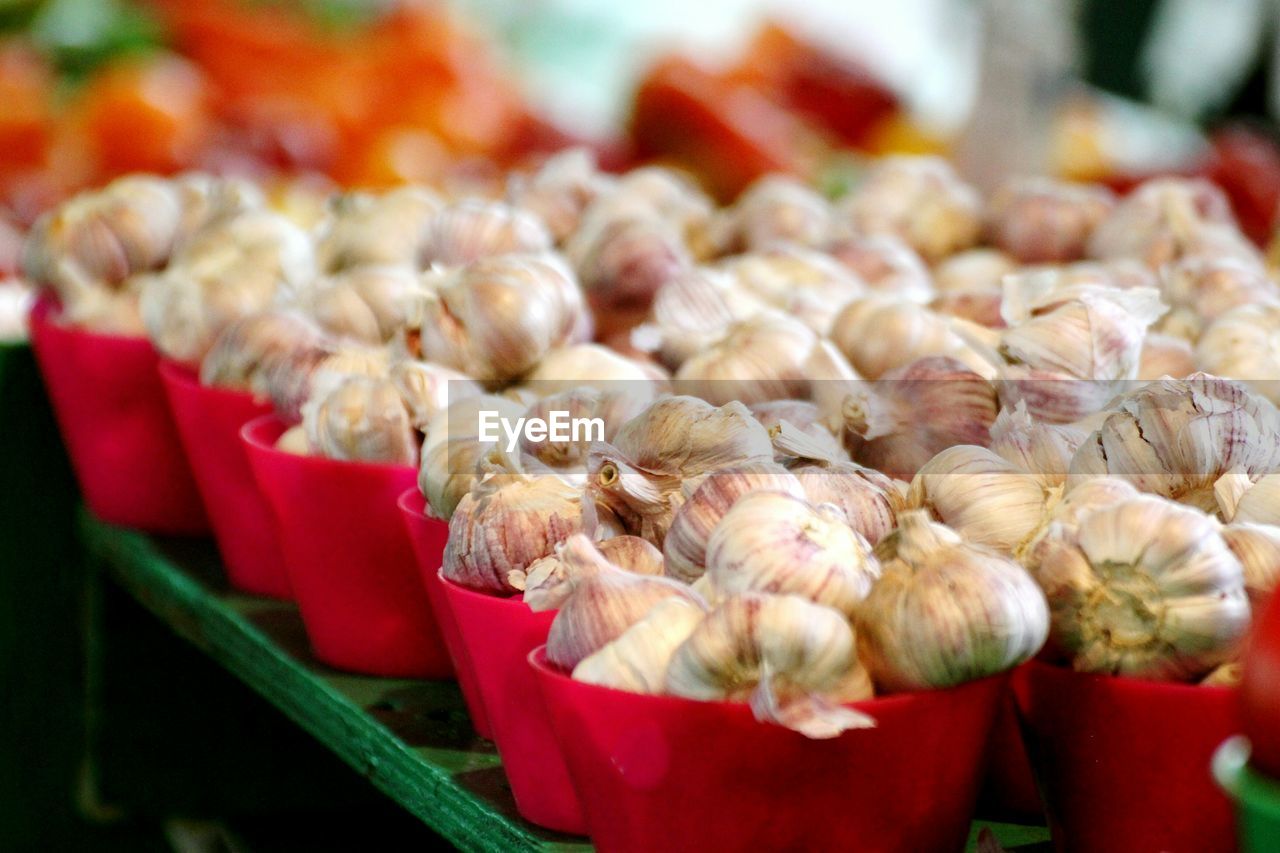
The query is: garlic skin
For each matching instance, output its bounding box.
[934,248,1018,294]
[417,394,528,520]
[519,534,665,610]
[858,511,1049,692]
[830,296,985,379]
[1202,662,1243,687]
[836,356,1001,480]
[523,343,667,393]
[750,400,846,460]
[836,156,982,263]
[1218,471,1280,526]
[713,175,832,253]
[199,309,330,396]
[388,360,480,432]
[413,253,583,383]
[300,374,417,464]
[663,462,805,582]
[706,492,880,618]
[420,199,552,267]
[304,265,424,345]
[443,470,597,595]
[931,288,1006,329]
[988,402,1090,487]
[568,214,692,316]
[665,592,875,739]
[572,597,707,694]
[1222,522,1280,605]
[1159,255,1277,342]
[1070,374,1280,512]
[719,245,865,335]
[546,537,706,669]
[314,186,442,271]
[673,311,849,406]
[1197,303,1280,404]
[824,234,933,304]
[645,267,771,368]
[908,445,1057,556]
[517,387,647,472]
[506,148,613,243]
[1031,495,1250,681]
[1139,332,1197,380]
[266,344,390,425]
[985,177,1115,263]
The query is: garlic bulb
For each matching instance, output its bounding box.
[835,356,1000,480]
[266,343,390,424]
[665,592,875,738]
[546,536,705,668]
[830,296,985,379]
[583,166,714,240]
[523,343,667,393]
[1139,332,1196,380]
[519,534,665,610]
[1031,495,1249,681]
[443,468,598,595]
[1197,303,1280,404]
[985,177,1115,263]
[824,234,933,304]
[719,245,865,335]
[988,402,1090,487]
[1070,374,1280,512]
[304,265,425,344]
[705,491,880,618]
[908,444,1058,555]
[140,209,316,364]
[588,395,775,543]
[857,511,1049,691]
[517,387,647,472]
[836,156,982,263]
[673,311,851,406]
[412,253,583,383]
[1217,471,1280,526]
[418,394,528,519]
[1159,255,1277,342]
[713,175,833,253]
[933,248,1017,294]
[1222,522,1280,605]
[506,148,613,243]
[300,374,417,464]
[663,462,805,582]
[389,360,480,432]
[568,214,692,315]
[171,173,266,249]
[199,309,330,396]
[1023,475,1141,562]
[420,199,552,267]
[1087,177,1245,268]
[314,186,442,271]
[645,266,771,368]
[931,288,1005,329]
[572,597,707,694]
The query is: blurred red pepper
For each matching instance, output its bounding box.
[1206,125,1280,245]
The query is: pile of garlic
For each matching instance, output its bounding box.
[26,152,1280,708]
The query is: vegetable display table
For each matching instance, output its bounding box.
[77,510,1052,852]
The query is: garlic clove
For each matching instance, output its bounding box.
[1222,522,1280,605]
[988,401,1090,487]
[571,597,707,694]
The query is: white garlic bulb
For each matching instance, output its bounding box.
[412,253,583,383]
[301,374,417,465]
[572,597,707,694]
[718,245,865,335]
[713,175,833,253]
[836,156,982,263]
[644,267,771,368]
[830,296,986,379]
[1139,332,1197,380]
[199,309,330,396]
[388,359,480,432]
[908,444,1058,556]
[1197,303,1280,404]
[1087,177,1243,268]
[705,492,880,618]
[858,511,1049,691]
[663,462,805,582]
[988,402,1090,487]
[1222,522,1280,605]
[304,265,425,345]
[505,148,614,243]
[568,214,692,316]
[266,343,390,424]
[418,394,535,520]
[420,199,552,266]
[824,233,933,304]
[523,343,667,393]
[314,186,442,271]
[985,177,1115,263]
[1070,374,1280,512]
[1159,255,1277,342]
[519,534,664,610]
[933,248,1017,294]
[665,592,875,738]
[1031,495,1249,681]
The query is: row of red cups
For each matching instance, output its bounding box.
[28,297,1245,851]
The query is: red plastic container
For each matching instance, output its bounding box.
[396,489,492,739]
[531,647,1005,852]
[159,361,290,598]
[1015,660,1240,853]
[978,666,1044,819]
[1242,592,1280,780]
[241,415,450,678]
[28,296,208,533]
[441,578,585,834]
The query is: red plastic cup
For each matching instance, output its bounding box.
[1015,660,1240,853]
[159,361,290,598]
[396,489,492,739]
[978,666,1044,819]
[27,296,207,533]
[241,414,451,678]
[441,578,586,834]
[531,647,1005,852]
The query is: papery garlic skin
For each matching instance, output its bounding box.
[858,511,1049,692]
[1222,522,1280,605]
[1087,177,1243,268]
[706,492,880,617]
[830,296,984,379]
[645,266,771,368]
[520,534,664,610]
[713,175,833,253]
[420,199,553,266]
[663,462,805,582]
[1031,495,1249,681]
[301,374,417,465]
[665,592,875,738]
[1159,255,1277,342]
[719,245,865,335]
[572,597,707,694]
[751,400,846,461]
[989,402,1089,487]
[199,309,330,396]
[836,156,982,263]
[908,445,1057,556]
[1197,303,1280,404]
[314,186,442,271]
[985,177,1115,264]
[304,265,424,345]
